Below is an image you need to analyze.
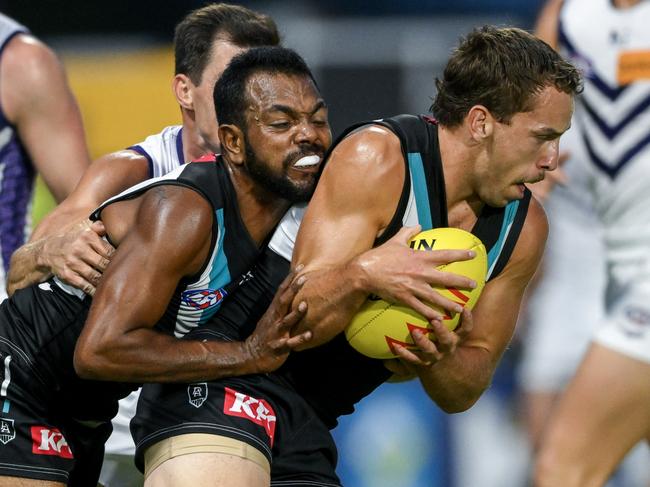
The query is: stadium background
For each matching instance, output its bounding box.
[2,2,558,486]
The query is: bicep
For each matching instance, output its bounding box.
[86,187,213,334]
[293,127,405,269]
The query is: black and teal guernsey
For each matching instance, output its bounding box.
[0,156,261,412]
[279,114,531,427]
[90,157,260,339]
[196,114,532,429]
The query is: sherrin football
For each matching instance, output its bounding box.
[345,227,488,359]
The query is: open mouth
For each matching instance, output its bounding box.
[293,155,321,168]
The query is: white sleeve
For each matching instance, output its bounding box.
[268,204,306,261]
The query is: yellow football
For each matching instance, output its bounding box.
[345,227,488,359]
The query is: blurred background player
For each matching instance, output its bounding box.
[517,0,607,454]
[532,0,650,485]
[5,4,280,486]
[0,12,90,302]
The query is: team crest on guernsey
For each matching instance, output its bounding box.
[181,288,227,310]
[0,418,15,445]
[188,383,208,408]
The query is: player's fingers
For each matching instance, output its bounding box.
[85,248,112,273]
[392,342,438,367]
[88,235,116,259]
[383,358,412,376]
[427,248,476,264]
[391,224,422,244]
[409,285,465,317]
[284,330,312,350]
[427,268,477,291]
[427,320,458,354]
[455,308,474,338]
[58,271,96,296]
[89,220,107,237]
[276,264,304,299]
[275,268,305,309]
[279,301,307,330]
[411,329,444,361]
[399,294,445,321]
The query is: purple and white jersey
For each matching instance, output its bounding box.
[128,125,186,178]
[0,14,30,302]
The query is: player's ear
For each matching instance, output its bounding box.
[173,73,194,110]
[218,124,245,166]
[466,105,494,140]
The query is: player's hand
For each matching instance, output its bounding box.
[245,266,312,373]
[41,219,115,295]
[528,150,570,203]
[355,225,477,322]
[384,308,473,376]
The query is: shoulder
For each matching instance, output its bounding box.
[1,33,58,74]
[103,183,213,249]
[329,124,402,169]
[320,123,405,195]
[1,34,64,109]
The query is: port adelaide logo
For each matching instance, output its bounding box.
[0,418,15,445]
[188,383,208,408]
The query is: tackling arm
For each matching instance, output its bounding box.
[6,151,150,295]
[74,185,308,383]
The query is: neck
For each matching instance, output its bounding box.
[180,110,218,161]
[437,125,484,229]
[223,161,291,246]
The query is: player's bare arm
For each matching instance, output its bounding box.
[291,126,476,349]
[0,34,90,203]
[392,199,548,413]
[6,150,149,295]
[74,185,309,383]
[534,0,564,49]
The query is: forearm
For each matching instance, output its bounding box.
[6,239,51,295]
[74,328,261,383]
[293,259,370,349]
[418,345,494,413]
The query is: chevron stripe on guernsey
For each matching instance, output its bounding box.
[558,22,628,101]
[558,2,650,180]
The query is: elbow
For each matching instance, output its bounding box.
[73,344,110,380]
[430,381,489,414]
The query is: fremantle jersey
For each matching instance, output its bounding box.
[559,0,650,264]
[0,15,30,302]
[204,114,531,428]
[128,125,185,178]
